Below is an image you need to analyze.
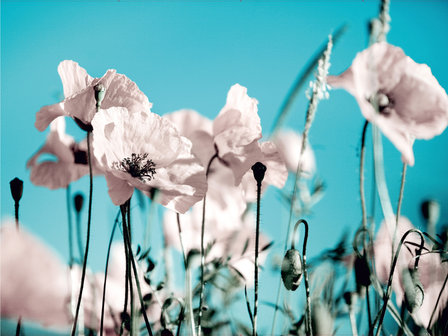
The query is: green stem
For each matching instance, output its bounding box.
[427,272,448,330]
[360,121,369,230]
[122,204,154,336]
[198,153,218,336]
[253,179,262,336]
[71,131,93,336]
[100,211,119,336]
[373,229,424,336]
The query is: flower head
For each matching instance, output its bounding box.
[27,117,100,189]
[213,84,264,185]
[328,42,448,166]
[92,107,206,213]
[35,60,151,132]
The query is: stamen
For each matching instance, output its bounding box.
[368,91,394,116]
[112,153,156,182]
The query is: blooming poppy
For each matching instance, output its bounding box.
[328,42,448,166]
[91,107,207,213]
[35,60,151,132]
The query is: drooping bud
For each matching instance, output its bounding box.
[311,299,334,336]
[281,248,303,291]
[354,254,371,288]
[402,267,424,314]
[251,162,266,185]
[94,83,106,110]
[74,193,84,213]
[10,178,23,203]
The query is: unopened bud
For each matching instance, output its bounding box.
[251,162,266,185]
[74,193,84,213]
[354,254,371,288]
[281,248,303,291]
[10,178,23,203]
[402,267,424,314]
[94,83,106,109]
[161,329,174,336]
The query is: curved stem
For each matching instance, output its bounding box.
[392,163,407,253]
[297,219,312,336]
[427,271,448,330]
[198,153,218,336]
[374,229,424,336]
[100,211,119,336]
[253,179,262,336]
[71,131,93,336]
[360,121,369,230]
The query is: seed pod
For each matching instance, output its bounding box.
[354,254,371,287]
[402,267,424,313]
[94,83,106,109]
[311,299,334,336]
[281,248,303,291]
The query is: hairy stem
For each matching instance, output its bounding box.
[71,131,93,336]
[198,153,218,336]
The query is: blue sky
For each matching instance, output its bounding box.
[2,1,448,334]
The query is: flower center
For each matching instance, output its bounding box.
[369,91,394,116]
[113,153,156,182]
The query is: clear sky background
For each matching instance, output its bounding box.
[2,1,448,335]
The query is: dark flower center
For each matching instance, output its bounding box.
[369,91,394,116]
[71,145,88,165]
[113,153,156,182]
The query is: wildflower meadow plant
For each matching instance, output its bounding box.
[2,2,448,336]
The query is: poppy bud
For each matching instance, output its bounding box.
[402,267,424,313]
[281,248,303,291]
[354,254,371,288]
[311,299,334,336]
[74,193,84,213]
[94,83,106,109]
[161,329,174,336]
[251,162,266,184]
[9,178,23,203]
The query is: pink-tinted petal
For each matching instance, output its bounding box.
[271,129,316,175]
[35,102,66,132]
[164,109,213,140]
[329,42,448,166]
[58,60,93,98]
[29,161,89,190]
[0,222,71,327]
[104,172,134,206]
[213,84,262,156]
